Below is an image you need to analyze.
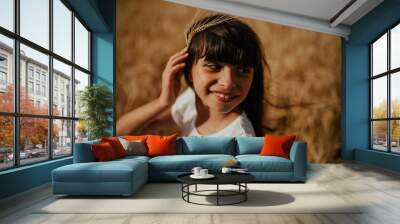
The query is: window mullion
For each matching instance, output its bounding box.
[13,0,20,167]
[388,30,391,152]
[49,0,53,160]
[71,10,76,155]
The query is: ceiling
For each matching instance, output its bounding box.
[166,0,384,38]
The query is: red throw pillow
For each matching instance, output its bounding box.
[101,137,126,158]
[260,135,296,159]
[146,134,177,157]
[91,142,118,161]
[124,135,148,141]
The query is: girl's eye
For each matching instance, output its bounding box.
[205,63,221,71]
[237,67,250,75]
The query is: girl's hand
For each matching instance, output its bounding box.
[158,47,188,108]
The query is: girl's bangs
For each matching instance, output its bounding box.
[194,32,257,68]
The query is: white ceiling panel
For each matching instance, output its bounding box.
[226,0,352,21]
[165,0,384,38]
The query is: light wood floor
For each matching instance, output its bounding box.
[1,162,400,224]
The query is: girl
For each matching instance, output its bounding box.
[117,14,266,137]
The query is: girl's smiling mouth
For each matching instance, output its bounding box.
[210,90,239,102]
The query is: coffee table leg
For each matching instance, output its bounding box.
[195,184,197,192]
[245,183,247,201]
[217,184,219,206]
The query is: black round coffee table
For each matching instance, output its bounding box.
[177,173,255,206]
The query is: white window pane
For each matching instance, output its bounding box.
[392,72,400,118]
[20,0,49,49]
[0,0,14,32]
[372,121,388,151]
[0,34,14,113]
[53,59,72,117]
[20,44,49,115]
[74,69,89,117]
[0,116,14,170]
[20,117,49,165]
[74,18,89,70]
[53,119,72,158]
[75,120,88,143]
[372,33,387,76]
[372,77,387,119]
[391,24,400,70]
[391,120,400,153]
[53,0,71,60]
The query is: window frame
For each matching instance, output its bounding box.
[370,21,400,154]
[0,0,92,171]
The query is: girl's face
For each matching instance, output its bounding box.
[190,57,254,113]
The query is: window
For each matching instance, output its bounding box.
[28,67,34,80]
[36,83,40,95]
[371,23,400,154]
[41,73,46,82]
[0,54,8,88]
[0,0,91,170]
[0,71,6,85]
[42,85,46,97]
[28,81,34,94]
[35,70,40,81]
[0,0,14,32]
[0,55,7,67]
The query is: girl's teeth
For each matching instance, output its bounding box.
[215,92,232,100]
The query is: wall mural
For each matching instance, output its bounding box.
[116,0,342,163]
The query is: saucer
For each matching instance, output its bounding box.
[190,174,215,179]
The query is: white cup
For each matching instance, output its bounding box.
[221,167,232,174]
[200,169,208,176]
[191,167,202,176]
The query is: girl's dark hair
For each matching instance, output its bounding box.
[184,15,266,136]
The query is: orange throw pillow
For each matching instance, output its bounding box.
[260,135,296,159]
[91,142,117,161]
[124,135,148,141]
[101,137,127,158]
[146,134,177,157]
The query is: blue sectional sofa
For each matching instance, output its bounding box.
[52,137,307,196]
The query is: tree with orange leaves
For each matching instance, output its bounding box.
[0,84,59,151]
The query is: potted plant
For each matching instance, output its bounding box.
[79,84,113,140]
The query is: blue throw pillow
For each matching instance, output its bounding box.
[236,137,264,155]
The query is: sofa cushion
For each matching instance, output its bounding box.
[147,134,177,157]
[101,137,127,158]
[260,135,296,159]
[148,154,235,172]
[118,137,147,156]
[236,155,293,172]
[52,158,147,183]
[176,137,236,155]
[91,142,118,161]
[73,139,100,163]
[114,155,150,163]
[236,137,263,155]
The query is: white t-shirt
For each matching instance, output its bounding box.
[171,88,255,137]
